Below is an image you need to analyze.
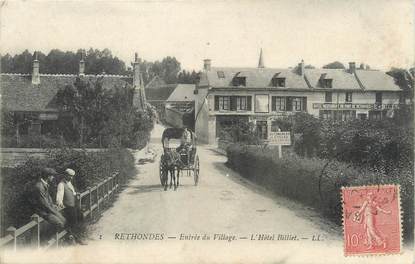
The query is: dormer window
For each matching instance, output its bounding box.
[272,77,286,87]
[217,71,225,79]
[233,77,246,87]
[321,79,333,88]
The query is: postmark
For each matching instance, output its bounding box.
[341,185,402,256]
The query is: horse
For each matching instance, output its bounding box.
[162,149,183,191]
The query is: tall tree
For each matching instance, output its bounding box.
[322,61,346,69]
[387,68,414,102]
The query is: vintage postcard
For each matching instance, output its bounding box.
[0,0,413,263]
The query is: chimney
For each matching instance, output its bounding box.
[203,59,211,71]
[79,51,85,76]
[133,52,140,87]
[298,59,305,76]
[349,62,356,74]
[32,51,40,85]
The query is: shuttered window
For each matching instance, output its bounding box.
[247,96,252,111]
[230,96,237,111]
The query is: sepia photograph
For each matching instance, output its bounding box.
[0,0,413,263]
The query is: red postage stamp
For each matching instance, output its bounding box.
[341,185,402,256]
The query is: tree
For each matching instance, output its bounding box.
[1,48,128,75]
[177,70,200,84]
[387,68,414,102]
[322,61,346,69]
[56,77,154,148]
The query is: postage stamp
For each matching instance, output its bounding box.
[341,185,402,256]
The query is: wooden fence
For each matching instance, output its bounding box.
[0,171,122,250]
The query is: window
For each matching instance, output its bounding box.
[375,92,382,104]
[293,97,303,111]
[325,92,332,102]
[254,95,269,113]
[273,96,286,111]
[358,113,367,120]
[236,96,247,110]
[345,92,353,102]
[333,110,356,121]
[215,96,251,111]
[233,77,246,86]
[319,110,333,120]
[322,79,333,88]
[369,110,382,120]
[272,78,286,87]
[214,96,230,111]
[217,71,225,78]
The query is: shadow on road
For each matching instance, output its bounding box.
[211,160,342,238]
[127,184,164,195]
[127,183,196,195]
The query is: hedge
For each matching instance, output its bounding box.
[226,144,414,242]
[0,148,136,236]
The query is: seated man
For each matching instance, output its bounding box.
[176,128,192,164]
[30,168,66,231]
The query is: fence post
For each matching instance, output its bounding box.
[88,187,92,220]
[30,214,41,249]
[56,231,59,248]
[96,184,100,212]
[110,177,113,198]
[76,193,82,224]
[6,226,17,251]
[108,177,111,197]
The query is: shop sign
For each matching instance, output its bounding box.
[268,131,291,146]
[312,103,400,110]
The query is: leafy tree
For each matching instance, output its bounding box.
[1,48,127,75]
[322,61,346,69]
[387,68,414,102]
[178,70,200,84]
[56,77,154,148]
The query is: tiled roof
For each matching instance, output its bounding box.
[305,69,360,89]
[199,67,402,91]
[355,70,402,91]
[1,73,132,112]
[145,84,177,101]
[202,67,308,89]
[166,84,196,102]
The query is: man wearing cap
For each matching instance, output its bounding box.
[31,167,66,230]
[56,168,86,244]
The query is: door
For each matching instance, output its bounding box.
[256,121,268,140]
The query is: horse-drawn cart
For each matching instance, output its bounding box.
[159,127,199,189]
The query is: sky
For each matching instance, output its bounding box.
[0,0,413,71]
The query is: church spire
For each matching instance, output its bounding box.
[258,48,264,68]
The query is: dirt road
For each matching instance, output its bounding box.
[13,124,403,264]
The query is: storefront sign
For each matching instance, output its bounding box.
[312,103,400,110]
[268,131,291,146]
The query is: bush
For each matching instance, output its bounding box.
[226,144,414,242]
[0,148,136,236]
[277,113,414,172]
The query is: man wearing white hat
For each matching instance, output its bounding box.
[56,168,86,245]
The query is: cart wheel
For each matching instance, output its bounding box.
[193,155,199,186]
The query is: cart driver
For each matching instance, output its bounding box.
[177,127,192,163]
